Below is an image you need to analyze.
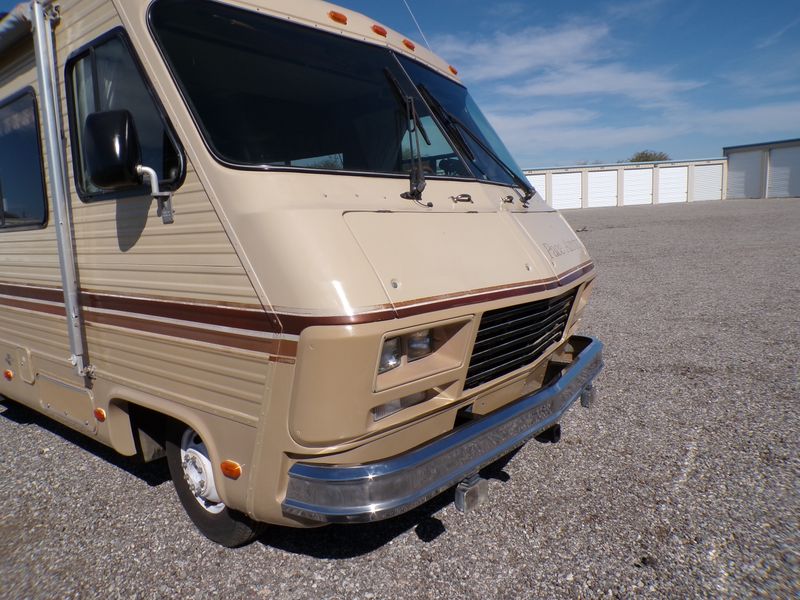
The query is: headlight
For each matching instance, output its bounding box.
[406,329,432,361]
[378,328,434,374]
[373,391,428,421]
[378,337,402,373]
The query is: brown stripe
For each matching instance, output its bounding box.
[0,296,66,317]
[85,311,285,354]
[0,291,296,356]
[0,282,280,333]
[82,291,280,333]
[276,309,398,335]
[276,261,596,333]
[0,282,64,304]
[0,260,594,338]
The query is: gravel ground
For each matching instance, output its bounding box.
[1,197,798,599]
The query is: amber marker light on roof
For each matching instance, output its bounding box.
[449,65,459,75]
[328,10,348,25]
[403,38,416,51]
[93,408,106,422]
[3,370,12,381]
[372,24,388,37]
[221,460,242,479]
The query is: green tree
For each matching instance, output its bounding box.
[628,150,670,162]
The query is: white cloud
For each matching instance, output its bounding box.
[433,23,612,82]
[487,101,800,165]
[484,2,527,19]
[500,63,703,103]
[755,17,800,49]
[430,7,800,166]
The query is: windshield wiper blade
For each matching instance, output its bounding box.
[416,85,474,162]
[417,85,533,203]
[385,70,432,206]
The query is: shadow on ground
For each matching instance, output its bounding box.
[260,449,519,559]
[1,394,518,559]
[0,396,170,487]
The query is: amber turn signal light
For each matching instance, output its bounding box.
[328,10,348,25]
[221,460,242,479]
[93,408,106,422]
[3,369,13,381]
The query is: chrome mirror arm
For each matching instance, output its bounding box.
[136,165,174,224]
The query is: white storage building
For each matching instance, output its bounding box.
[724,138,800,200]
[524,138,800,210]
[524,158,726,210]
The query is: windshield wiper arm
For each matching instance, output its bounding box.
[416,85,475,162]
[417,85,533,203]
[385,70,432,206]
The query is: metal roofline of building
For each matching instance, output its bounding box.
[723,138,800,153]
[523,157,726,173]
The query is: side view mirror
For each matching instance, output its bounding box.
[83,109,142,190]
[82,109,174,224]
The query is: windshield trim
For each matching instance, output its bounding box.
[146,0,512,185]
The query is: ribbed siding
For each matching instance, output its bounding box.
[465,289,576,390]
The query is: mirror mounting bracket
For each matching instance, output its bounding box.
[136,165,174,224]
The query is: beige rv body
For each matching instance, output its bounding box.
[0,0,600,533]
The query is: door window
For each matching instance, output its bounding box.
[67,31,183,199]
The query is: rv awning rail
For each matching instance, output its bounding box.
[2,2,91,378]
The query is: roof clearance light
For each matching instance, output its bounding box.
[221,460,242,479]
[372,24,388,37]
[449,65,459,75]
[328,11,348,25]
[403,38,416,51]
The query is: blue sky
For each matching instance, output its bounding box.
[2,0,799,168]
[337,0,800,167]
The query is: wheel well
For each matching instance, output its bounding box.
[128,403,176,463]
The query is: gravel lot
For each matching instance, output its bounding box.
[1,197,798,599]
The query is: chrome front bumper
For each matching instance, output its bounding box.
[282,335,603,523]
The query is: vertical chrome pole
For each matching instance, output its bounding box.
[30,1,91,378]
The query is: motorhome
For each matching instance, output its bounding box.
[0,0,603,546]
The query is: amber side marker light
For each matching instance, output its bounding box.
[328,10,348,25]
[403,38,416,51]
[3,370,13,381]
[221,460,242,479]
[93,408,106,422]
[372,24,388,37]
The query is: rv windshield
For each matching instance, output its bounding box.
[399,57,528,190]
[149,0,469,179]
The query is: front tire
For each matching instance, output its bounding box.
[165,423,262,547]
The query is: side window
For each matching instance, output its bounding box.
[0,90,47,230]
[67,31,183,199]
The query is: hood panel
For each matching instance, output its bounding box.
[344,211,557,306]
[511,211,591,275]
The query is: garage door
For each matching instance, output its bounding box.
[587,171,617,207]
[727,150,762,198]
[623,168,652,205]
[526,174,546,202]
[767,146,800,198]
[658,167,687,203]
[551,173,581,209]
[693,164,723,201]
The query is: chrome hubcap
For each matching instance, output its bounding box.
[179,428,225,514]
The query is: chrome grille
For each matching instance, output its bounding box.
[464,289,576,390]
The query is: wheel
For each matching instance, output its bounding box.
[165,422,263,547]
